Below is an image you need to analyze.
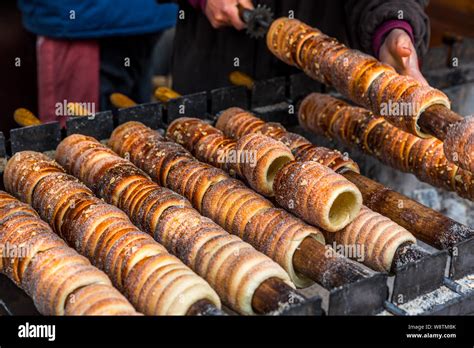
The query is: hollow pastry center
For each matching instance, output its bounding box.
[266,156,294,189]
[328,190,360,227]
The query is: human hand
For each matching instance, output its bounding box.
[204,0,254,30]
[379,29,428,86]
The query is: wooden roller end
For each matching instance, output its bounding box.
[229,71,255,90]
[154,87,181,103]
[14,108,42,127]
[109,93,137,108]
[186,300,226,316]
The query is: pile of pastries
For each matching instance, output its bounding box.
[55,134,293,315]
[111,121,416,273]
[4,151,221,315]
[167,118,362,232]
[0,191,138,315]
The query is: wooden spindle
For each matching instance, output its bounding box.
[251,277,306,314]
[418,104,463,140]
[292,237,370,288]
[186,300,226,316]
[342,170,474,250]
[390,242,430,272]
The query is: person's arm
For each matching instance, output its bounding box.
[345,0,430,85]
[187,0,254,30]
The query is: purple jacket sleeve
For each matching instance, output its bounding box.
[344,0,430,58]
[188,0,206,11]
[372,20,415,59]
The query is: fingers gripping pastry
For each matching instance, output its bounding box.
[6,152,221,315]
[327,206,416,272]
[273,161,362,232]
[0,192,139,315]
[267,18,452,138]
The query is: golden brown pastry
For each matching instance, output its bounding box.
[6,152,221,315]
[109,121,325,287]
[216,107,360,173]
[267,17,451,138]
[273,161,362,232]
[4,151,65,204]
[167,118,295,196]
[0,191,139,316]
[298,92,474,201]
[233,133,294,196]
[243,207,324,287]
[326,206,416,272]
[56,134,293,315]
[167,118,366,231]
[444,116,474,174]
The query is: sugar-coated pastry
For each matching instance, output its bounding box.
[298,92,474,201]
[273,161,362,232]
[267,17,451,138]
[6,151,221,315]
[109,121,326,286]
[326,206,416,272]
[0,191,139,316]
